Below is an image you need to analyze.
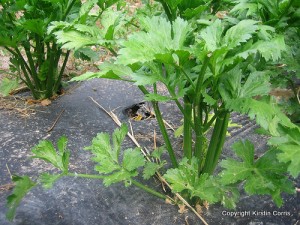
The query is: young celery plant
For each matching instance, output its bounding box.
[0,0,79,99]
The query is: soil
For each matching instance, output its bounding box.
[0,79,299,225]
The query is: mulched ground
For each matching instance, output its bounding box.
[0,79,299,225]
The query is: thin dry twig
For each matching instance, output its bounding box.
[163,119,175,131]
[9,86,29,95]
[185,216,190,225]
[88,96,209,225]
[6,163,12,179]
[89,97,150,160]
[128,119,134,137]
[47,109,65,132]
[153,130,157,150]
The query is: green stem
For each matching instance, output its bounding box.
[211,112,230,172]
[183,96,192,159]
[24,42,41,90]
[54,50,70,91]
[45,43,56,98]
[201,111,229,174]
[180,68,196,91]
[166,84,195,131]
[18,60,38,98]
[131,179,166,200]
[15,48,33,76]
[138,85,178,168]
[9,47,37,98]
[193,56,210,170]
[108,47,118,57]
[68,173,166,199]
[158,1,174,22]
[35,34,43,69]
[62,0,77,21]
[68,173,104,179]
[203,109,225,132]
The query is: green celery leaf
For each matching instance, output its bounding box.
[223,20,258,49]
[202,92,217,105]
[230,2,260,17]
[221,187,240,209]
[47,21,71,34]
[239,71,271,98]
[122,148,145,172]
[0,77,19,96]
[57,136,68,154]
[39,173,63,189]
[269,125,300,146]
[164,157,199,193]
[73,25,102,36]
[219,69,295,134]
[54,30,106,50]
[117,16,192,65]
[100,9,123,40]
[94,159,120,174]
[199,19,223,52]
[74,48,99,61]
[174,125,184,138]
[143,161,161,180]
[85,124,144,183]
[130,71,161,85]
[151,146,166,159]
[182,5,208,19]
[220,158,253,184]
[31,138,70,172]
[232,140,254,165]
[20,19,46,37]
[79,0,97,18]
[70,72,107,81]
[192,174,222,203]
[219,69,270,99]
[70,63,133,81]
[253,35,286,61]
[220,141,295,207]
[232,35,286,62]
[144,93,173,102]
[85,132,119,174]
[164,157,236,205]
[277,145,300,178]
[6,176,36,221]
[112,124,128,159]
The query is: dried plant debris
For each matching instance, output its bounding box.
[0,183,15,194]
[122,102,155,121]
[0,96,36,117]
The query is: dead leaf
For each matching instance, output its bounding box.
[26,99,41,105]
[0,183,15,193]
[195,204,202,215]
[41,98,51,106]
[203,201,209,210]
[165,198,173,205]
[178,204,188,214]
[216,11,228,19]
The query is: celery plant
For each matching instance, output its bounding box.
[6,0,300,221]
[0,0,83,99]
[68,14,299,207]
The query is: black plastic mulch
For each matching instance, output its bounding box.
[0,79,299,225]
